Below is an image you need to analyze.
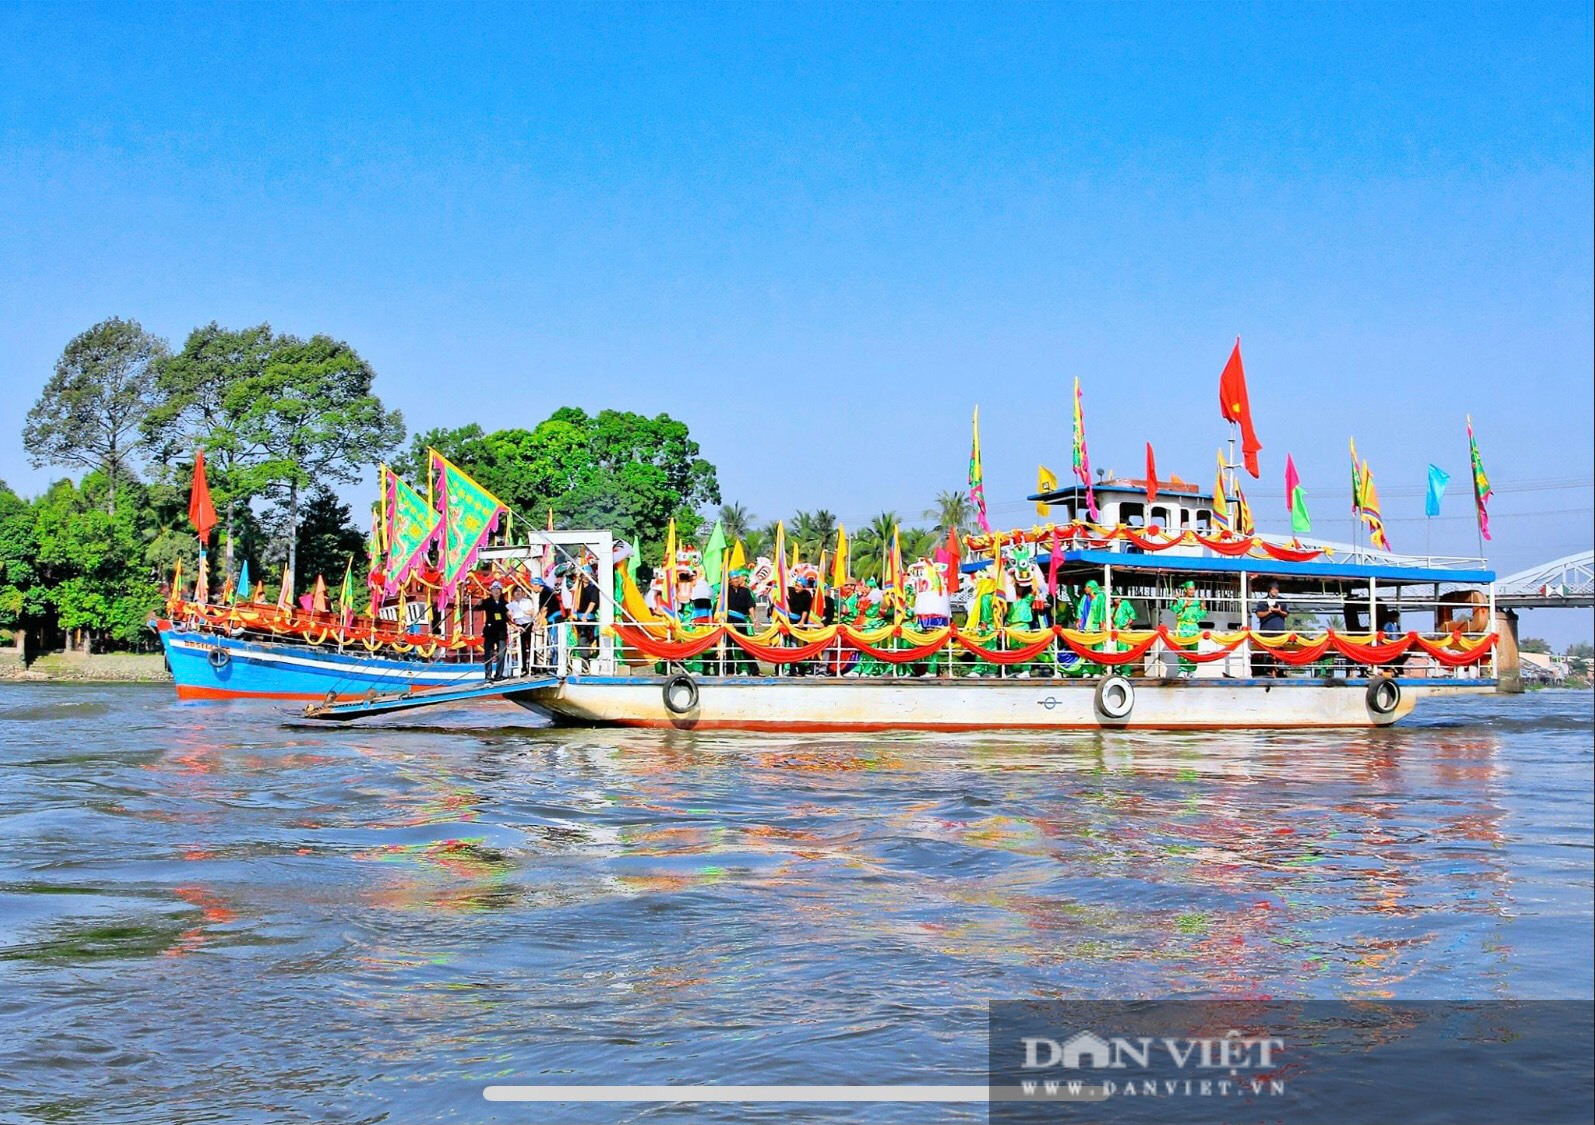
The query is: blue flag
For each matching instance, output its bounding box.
[236,559,251,602]
[1426,464,1450,518]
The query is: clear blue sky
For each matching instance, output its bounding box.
[3,1,1591,641]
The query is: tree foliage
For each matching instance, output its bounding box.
[394,408,719,553]
[24,317,168,516]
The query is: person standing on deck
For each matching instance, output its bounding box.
[1253,581,1289,678]
[509,585,536,675]
[1170,580,1206,678]
[725,569,758,675]
[573,566,601,673]
[479,581,510,682]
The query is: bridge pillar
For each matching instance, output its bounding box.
[1495,609,1523,694]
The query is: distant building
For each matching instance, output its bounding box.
[1519,652,1569,684]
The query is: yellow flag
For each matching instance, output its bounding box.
[728,539,746,572]
[1036,465,1057,518]
[663,517,677,611]
[831,524,849,586]
[1212,450,1231,530]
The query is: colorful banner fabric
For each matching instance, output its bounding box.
[383,467,442,594]
[1071,379,1099,520]
[430,450,507,609]
[1286,454,1312,535]
[969,406,992,533]
[1467,416,1492,541]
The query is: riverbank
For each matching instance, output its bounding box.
[0,652,171,683]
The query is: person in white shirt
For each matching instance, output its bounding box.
[509,589,536,674]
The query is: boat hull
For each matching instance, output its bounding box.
[516,674,1433,731]
[155,622,486,701]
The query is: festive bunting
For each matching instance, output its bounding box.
[1218,337,1263,477]
[430,450,508,610]
[969,406,991,534]
[1467,416,1492,541]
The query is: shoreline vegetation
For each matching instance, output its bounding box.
[0,651,170,683]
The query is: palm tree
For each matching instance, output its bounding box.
[924,489,974,535]
[852,510,901,580]
[717,502,754,541]
[811,509,837,557]
[791,510,821,560]
[900,526,939,562]
[741,527,769,560]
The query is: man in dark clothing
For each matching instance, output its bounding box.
[573,567,601,671]
[479,581,510,681]
[725,569,759,675]
[1253,581,1289,678]
[784,579,813,675]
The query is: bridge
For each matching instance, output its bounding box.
[1495,551,1595,609]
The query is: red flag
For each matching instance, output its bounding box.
[188,449,218,545]
[1218,338,1263,478]
[1145,442,1159,506]
[940,527,962,594]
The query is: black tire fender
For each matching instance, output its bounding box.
[1095,674,1135,721]
[1366,676,1401,716]
[207,646,231,670]
[663,673,700,715]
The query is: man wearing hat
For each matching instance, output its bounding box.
[724,568,758,675]
[479,580,511,681]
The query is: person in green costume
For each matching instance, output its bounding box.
[1006,568,1049,676]
[963,578,1003,677]
[851,584,893,676]
[1170,579,1206,677]
[1068,579,1108,676]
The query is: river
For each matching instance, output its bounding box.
[1,686,1590,1122]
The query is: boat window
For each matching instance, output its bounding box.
[1194,508,1212,530]
[1119,501,1145,527]
[1149,506,1172,528]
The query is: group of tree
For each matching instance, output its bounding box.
[393,409,720,556]
[3,317,724,655]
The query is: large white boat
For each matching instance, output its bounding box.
[302,480,1499,730]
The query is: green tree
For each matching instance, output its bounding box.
[142,322,276,577]
[852,511,902,579]
[717,503,755,541]
[31,476,163,650]
[924,489,974,535]
[233,333,404,587]
[395,409,719,556]
[1521,636,1552,654]
[0,481,42,641]
[1566,642,1594,660]
[24,317,168,516]
[291,487,366,592]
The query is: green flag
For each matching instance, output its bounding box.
[702,520,728,588]
[1285,454,1312,536]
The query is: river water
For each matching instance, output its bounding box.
[0,686,1590,1122]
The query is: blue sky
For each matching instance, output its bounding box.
[3,1,1591,640]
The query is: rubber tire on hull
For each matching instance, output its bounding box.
[1094,674,1135,721]
[207,646,231,670]
[1366,676,1401,717]
[662,674,700,715]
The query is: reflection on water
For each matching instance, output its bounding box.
[0,687,1589,1122]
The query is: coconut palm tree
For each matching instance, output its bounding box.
[924,489,974,535]
[741,527,769,561]
[899,526,939,562]
[851,510,901,580]
[717,502,754,542]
